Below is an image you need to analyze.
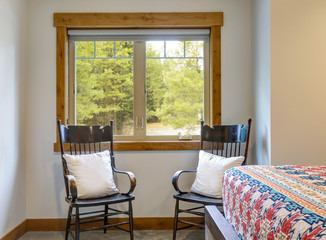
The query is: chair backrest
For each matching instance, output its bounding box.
[200,119,252,165]
[57,120,114,156]
[57,119,115,197]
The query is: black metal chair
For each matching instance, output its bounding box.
[172,119,252,239]
[57,120,136,240]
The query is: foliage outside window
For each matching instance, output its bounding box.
[68,34,210,141]
[74,41,134,135]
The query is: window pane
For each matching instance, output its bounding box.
[146,41,164,57]
[166,41,184,57]
[75,42,134,135]
[185,41,204,57]
[96,41,114,58]
[76,41,94,58]
[116,41,133,57]
[146,57,204,136]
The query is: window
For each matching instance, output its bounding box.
[54,12,223,150]
[68,29,210,141]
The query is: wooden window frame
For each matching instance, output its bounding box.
[53,12,223,151]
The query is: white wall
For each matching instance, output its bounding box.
[271,0,326,165]
[251,0,271,165]
[25,0,252,218]
[0,0,27,237]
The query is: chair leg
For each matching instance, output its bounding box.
[104,204,108,233]
[173,199,179,240]
[128,201,134,240]
[65,206,72,240]
[75,207,80,240]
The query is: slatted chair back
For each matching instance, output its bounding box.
[57,120,114,155]
[57,119,115,198]
[200,119,252,165]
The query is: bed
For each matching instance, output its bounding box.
[216,165,326,240]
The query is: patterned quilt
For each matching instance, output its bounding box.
[223,165,326,240]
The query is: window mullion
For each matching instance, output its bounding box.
[133,41,146,140]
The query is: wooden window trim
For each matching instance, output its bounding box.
[53,12,223,151]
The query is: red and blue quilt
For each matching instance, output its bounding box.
[223,165,326,240]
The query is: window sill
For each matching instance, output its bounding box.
[53,141,200,152]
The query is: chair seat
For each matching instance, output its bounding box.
[173,192,223,205]
[66,193,135,207]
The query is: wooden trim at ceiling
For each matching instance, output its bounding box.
[1,220,27,240]
[54,12,222,151]
[27,217,202,231]
[53,12,223,27]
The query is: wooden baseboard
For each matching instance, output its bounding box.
[1,220,27,240]
[1,217,202,239]
[27,217,202,231]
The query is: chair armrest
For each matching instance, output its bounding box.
[66,175,78,201]
[113,167,136,196]
[172,169,197,194]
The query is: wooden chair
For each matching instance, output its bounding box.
[172,119,252,240]
[57,120,136,240]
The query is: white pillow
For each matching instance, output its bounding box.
[190,150,244,198]
[63,150,119,199]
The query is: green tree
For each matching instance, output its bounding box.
[76,41,134,135]
[157,41,204,134]
[75,40,204,135]
[146,43,167,122]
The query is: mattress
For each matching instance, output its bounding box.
[223,165,326,239]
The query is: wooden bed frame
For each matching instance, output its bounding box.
[205,206,240,240]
